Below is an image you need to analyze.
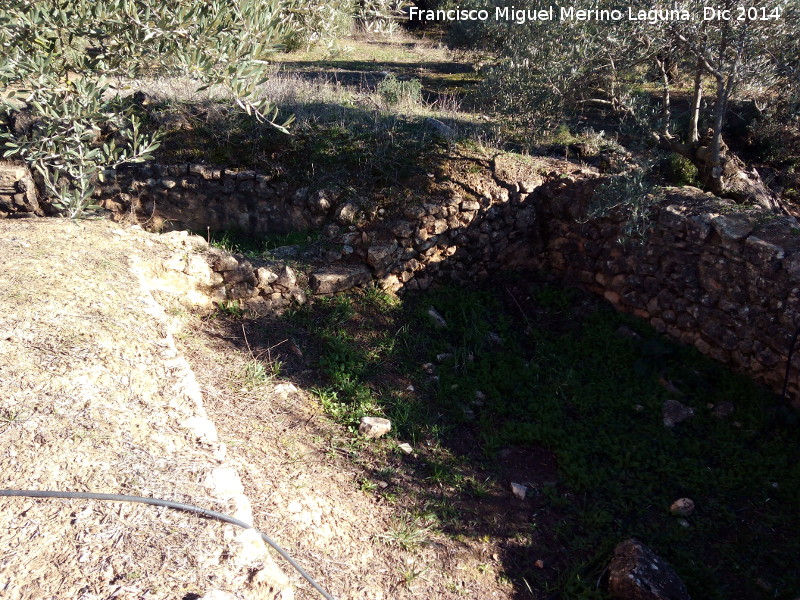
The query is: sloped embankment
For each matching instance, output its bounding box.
[0,219,291,600]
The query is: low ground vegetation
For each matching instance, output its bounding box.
[209,272,800,599]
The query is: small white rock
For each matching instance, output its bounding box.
[397,442,413,455]
[359,417,392,439]
[274,382,298,396]
[205,467,244,500]
[199,590,237,600]
[510,482,527,500]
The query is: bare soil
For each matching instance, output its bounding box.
[167,303,522,600]
[0,217,521,600]
[0,218,290,600]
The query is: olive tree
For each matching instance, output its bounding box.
[0,0,303,217]
[652,0,797,211]
[450,0,652,128]
[454,0,799,212]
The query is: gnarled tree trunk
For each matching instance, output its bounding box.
[665,134,787,214]
[696,145,784,213]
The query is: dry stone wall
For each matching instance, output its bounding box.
[95,162,334,235]
[154,229,309,316]
[532,185,800,403]
[344,167,597,294]
[3,157,799,402]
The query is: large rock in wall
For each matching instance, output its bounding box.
[0,161,43,217]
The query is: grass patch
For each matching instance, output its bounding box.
[378,517,432,550]
[290,290,407,428]
[215,299,244,318]
[285,275,799,599]
[376,74,423,109]
[242,357,282,385]
[201,228,320,257]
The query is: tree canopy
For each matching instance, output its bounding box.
[452,0,799,210]
[0,0,380,215]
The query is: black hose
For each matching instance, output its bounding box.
[0,489,337,600]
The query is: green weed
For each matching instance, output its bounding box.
[361,283,401,313]
[378,518,431,550]
[399,564,428,588]
[376,74,423,109]
[666,153,701,187]
[216,299,244,318]
[203,228,320,257]
[358,477,379,493]
[243,358,282,385]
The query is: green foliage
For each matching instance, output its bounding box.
[281,0,354,51]
[666,154,701,187]
[354,0,408,35]
[534,285,575,312]
[205,228,320,257]
[288,115,432,190]
[0,0,311,217]
[216,299,244,318]
[362,283,401,313]
[292,294,386,425]
[149,74,442,193]
[0,81,159,217]
[585,169,662,241]
[378,517,431,550]
[243,357,282,385]
[452,0,640,130]
[549,124,579,146]
[452,0,800,152]
[376,74,423,109]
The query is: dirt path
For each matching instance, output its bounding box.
[0,219,290,600]
[0,218,515,600]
